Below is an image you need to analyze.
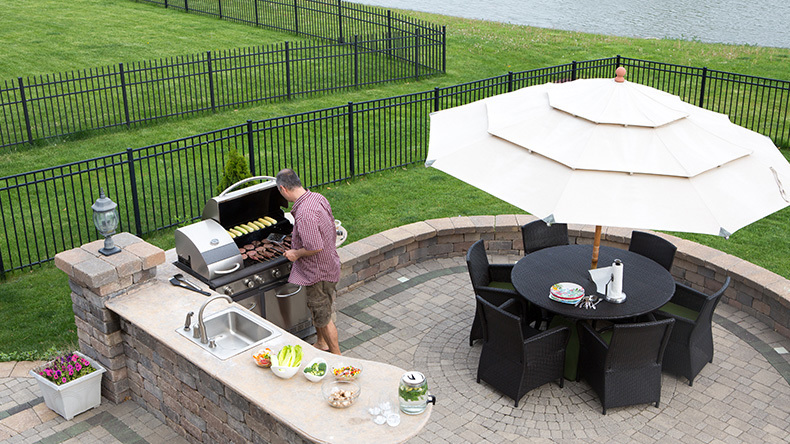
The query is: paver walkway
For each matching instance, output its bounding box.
[2,256,789,443]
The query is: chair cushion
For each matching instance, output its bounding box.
[489,281,515,290]
[600,329,613,345]
[549,316,578,380]
[659,301,699,321]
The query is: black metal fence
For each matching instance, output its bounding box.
[0,0,446,149]
[2,56,788,275]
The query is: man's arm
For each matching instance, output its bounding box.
[284,247,322,262]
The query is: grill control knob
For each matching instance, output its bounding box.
[244,279,255,289]
[271,268,282,279]
[222,286,234,296]
[253,275,265,285]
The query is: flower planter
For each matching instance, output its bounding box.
[29,351,106,420]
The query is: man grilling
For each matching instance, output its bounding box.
[275,169,342,355]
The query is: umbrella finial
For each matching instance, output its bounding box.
[614,67,627,83]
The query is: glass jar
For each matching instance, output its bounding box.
[398,371,435,415]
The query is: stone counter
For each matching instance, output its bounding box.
[56,237,430,444]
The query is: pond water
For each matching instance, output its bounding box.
[347,0,790,49]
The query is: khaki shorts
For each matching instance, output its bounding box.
[305,281,337,328]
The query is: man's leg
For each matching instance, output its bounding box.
[313,329,329,351]
[317,320,341,355]
[307,281,338,353]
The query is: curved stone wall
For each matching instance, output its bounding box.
[336,215,790,340]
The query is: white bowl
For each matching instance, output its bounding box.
[302,357,328,382]
[271,364,300,379]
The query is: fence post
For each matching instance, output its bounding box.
[253,0,259,27]
[347,102,355,178]
[337,0,344,43]
[285,42,292,100]
[126,148,143,236]
[119,63,131,128]
[164,0,168,8]
[16,77,34,144]
[353,35,359,87]
[293,0,299,34]
[247,120,256,174]
[207,51,216,112]
[218,0,223,19]
[414,27,420,80]
[386,11,392,56]
[616,54,621,69]
[433,87,440,112]
[0,247,5,280]
[185,0,189,13]
[571,61,578,81]
[507,71,514,92]
[698,67,708,108]
[442,25,446,73]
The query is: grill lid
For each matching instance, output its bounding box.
[202,176,288,228]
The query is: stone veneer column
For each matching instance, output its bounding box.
[54,232,165,403]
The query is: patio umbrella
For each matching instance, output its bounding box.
[426,68,790,268]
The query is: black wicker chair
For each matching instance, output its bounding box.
[521,220,569,255]
[577,318,674,414]
[628,231,677,272]
[466,239,527,345]
[654,277,730,386]
[476,295,570,407]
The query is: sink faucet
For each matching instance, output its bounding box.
[197,295,233,344]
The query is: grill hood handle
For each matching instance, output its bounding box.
[218,176,277,197]
[213,263,241,275]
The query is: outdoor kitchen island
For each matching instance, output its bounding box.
[59,241,431,444]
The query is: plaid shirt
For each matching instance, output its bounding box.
[288,190,340,286]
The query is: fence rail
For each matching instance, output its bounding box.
[1,56,789,275]
[0,0,446,149]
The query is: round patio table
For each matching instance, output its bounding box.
[511,244,675,320]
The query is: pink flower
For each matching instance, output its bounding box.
[61,377,67,383]
[76,364,82,371]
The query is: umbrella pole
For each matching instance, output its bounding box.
[591,225,602,269]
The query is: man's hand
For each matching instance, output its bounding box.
[284,248,322,262]
[284,249,299,262]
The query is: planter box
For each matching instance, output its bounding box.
[29,351,106,420]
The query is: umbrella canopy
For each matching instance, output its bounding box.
[426,68,790,265]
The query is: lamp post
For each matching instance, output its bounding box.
[92,188,121,256]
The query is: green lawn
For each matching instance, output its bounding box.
[2,1,790,360]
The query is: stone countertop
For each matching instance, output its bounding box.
[104,250,431,444]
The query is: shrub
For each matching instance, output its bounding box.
[215,148,252,195]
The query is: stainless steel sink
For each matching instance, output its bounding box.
[176,307,281,360]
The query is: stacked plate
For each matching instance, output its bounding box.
[549,282,584,304]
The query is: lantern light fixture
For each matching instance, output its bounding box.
[92,188,121,256]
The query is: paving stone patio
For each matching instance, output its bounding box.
[2,256,789,443]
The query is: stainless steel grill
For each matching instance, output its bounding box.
[174,176,314,339]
